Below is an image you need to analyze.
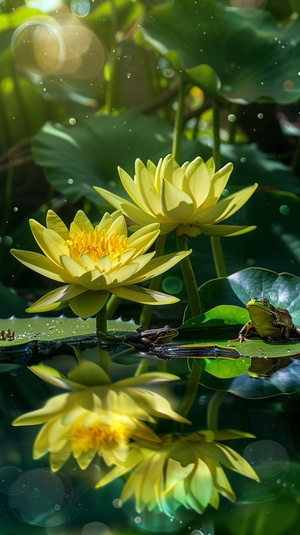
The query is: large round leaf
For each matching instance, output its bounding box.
[199,267,300,322]
[139,0,300,104]
[31,109,210,204]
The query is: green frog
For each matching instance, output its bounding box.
[123,325,179,349]
[236,297,300,342]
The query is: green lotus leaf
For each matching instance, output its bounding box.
[139,0,300,104]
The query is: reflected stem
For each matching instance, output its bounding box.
[96,305,109,374]
[136,235,166,377]
[207,391,227,431]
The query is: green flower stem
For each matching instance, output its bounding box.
[96,305,109,374]
[176,233,202,418]
[210,236,227,278]
[106,293,121,319]
[176,234,202,317]
[207,391,226,431]
[136,235,167,377]
[139,234,166,329]
[172,77,186,161]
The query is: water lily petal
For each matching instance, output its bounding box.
[126,249,192,284]
[94,186,131,211]
[162,179,194,221]
[118,165,151,213]
[46,210,69,239]
[135,174,164,218]
[193,224,257,237]
[69,290,110,318]
[10,249,68,282]
[26,284,86,313]
[184,157,211,207]
[107,213,128,238]
[13,394,69,425]
[194,183,258,224]
[190,458,214,507]
[121,202,160,227]
[73,210,94,232]
[60,254,87,279]
[112,284,179,305]
[200,162,234,209]
[127,225,160,254]
[30,221,69,262]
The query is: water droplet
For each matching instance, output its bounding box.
[69,117,76,125]
[162,276,183,295]
[279,205,290,216]
[228,113,236,123]
[2,236,13,247]
[112,498,123,509]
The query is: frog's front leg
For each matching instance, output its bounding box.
[289,324,300,339]
[229,321,256,343]
[278,324,291,341]
[140,336,155,348]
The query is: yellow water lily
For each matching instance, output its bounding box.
[97,430,260,515]
[11,209,191,318]
[13,361,189,472]
[95,154,257,237]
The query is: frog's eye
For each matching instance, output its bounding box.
[261,298,270,306]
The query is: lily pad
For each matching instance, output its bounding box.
[0,315,138,347]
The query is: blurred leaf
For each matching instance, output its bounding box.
[220,143,300,193]
[0,282,27,318]
[86,0,143,50]
[140,0,300,103]
[31,109,206,204]
[220,497,299,535]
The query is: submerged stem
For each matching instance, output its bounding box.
[96,305,109,374]
[207,391,226,431]
[178,360,201,419]
[176,233,202,418]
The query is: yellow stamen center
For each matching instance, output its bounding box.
[72,422,129,453]
[65,227,129,263]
